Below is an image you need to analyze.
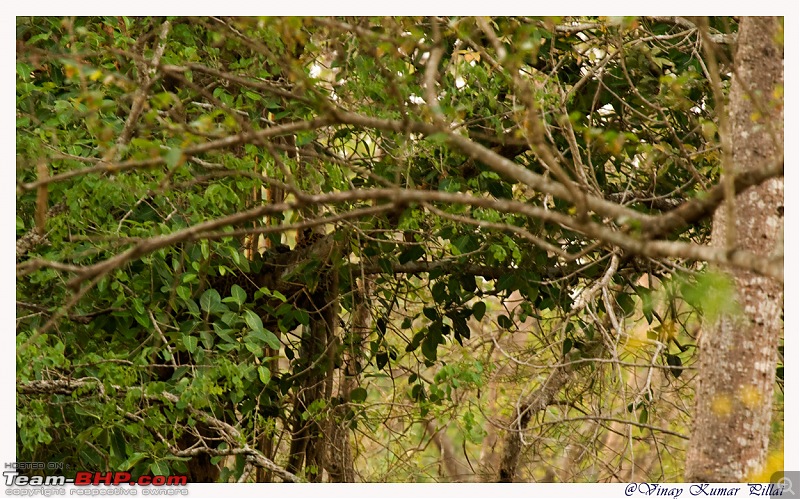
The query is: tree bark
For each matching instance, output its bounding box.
[685,16,783,482]
[496,364,573,482]
[324,277,369,483]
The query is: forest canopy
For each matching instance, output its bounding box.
[15,16,784,483]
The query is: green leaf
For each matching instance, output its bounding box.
[421,331,439,362]
[617,293,635,316]
[210,302,230,315]
[411,384,426,402]
[438,177,460,192]
[640,287,654,324]
[243,310,263,331]
[150,461,170,476]
[110,428,127,461]
[431,281,447,302]
[679,270,738,320]
[350,387,368,403]
[406,331,424,352]
[258,366,271,384]
[376,317,387,336]
[452,235,478,254]
[375,351,389,370]
[453,316,470,343]
[460,274,477,293]
[200,289,221,314]
[182,335,198,354]
[426,132,449,144]
[562,338,573,356]
[229,284,247,306]
[332,127,352,140]
[164,147,183,168]
[472,301,487,321]
[486,179,513,198]
[296,131,315,146]
[200,330,214,350]
[245,341,263,355]
[251,327,281,350]
[213,324,237,344]
[118,452,147,471]
[132,298,145,315]
[398,245,425,264]
[666,353,683,378]
[495,274,519,293]
[422,307,439,321]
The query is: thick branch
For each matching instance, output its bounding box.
[643,159,784,238]
[497,364,573,482]
[23,181,781,298]
[646,16,737,45]
[331,110,655,227]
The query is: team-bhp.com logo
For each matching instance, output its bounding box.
[5,462,188,495]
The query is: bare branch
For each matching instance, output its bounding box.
[114,20,172,155]
[646,16,737,45]
[424,17,446,125]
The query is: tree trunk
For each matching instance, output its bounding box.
[685,16,783,482]
[324,277,369,483]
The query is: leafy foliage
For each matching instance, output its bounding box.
[15,16,781,483]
